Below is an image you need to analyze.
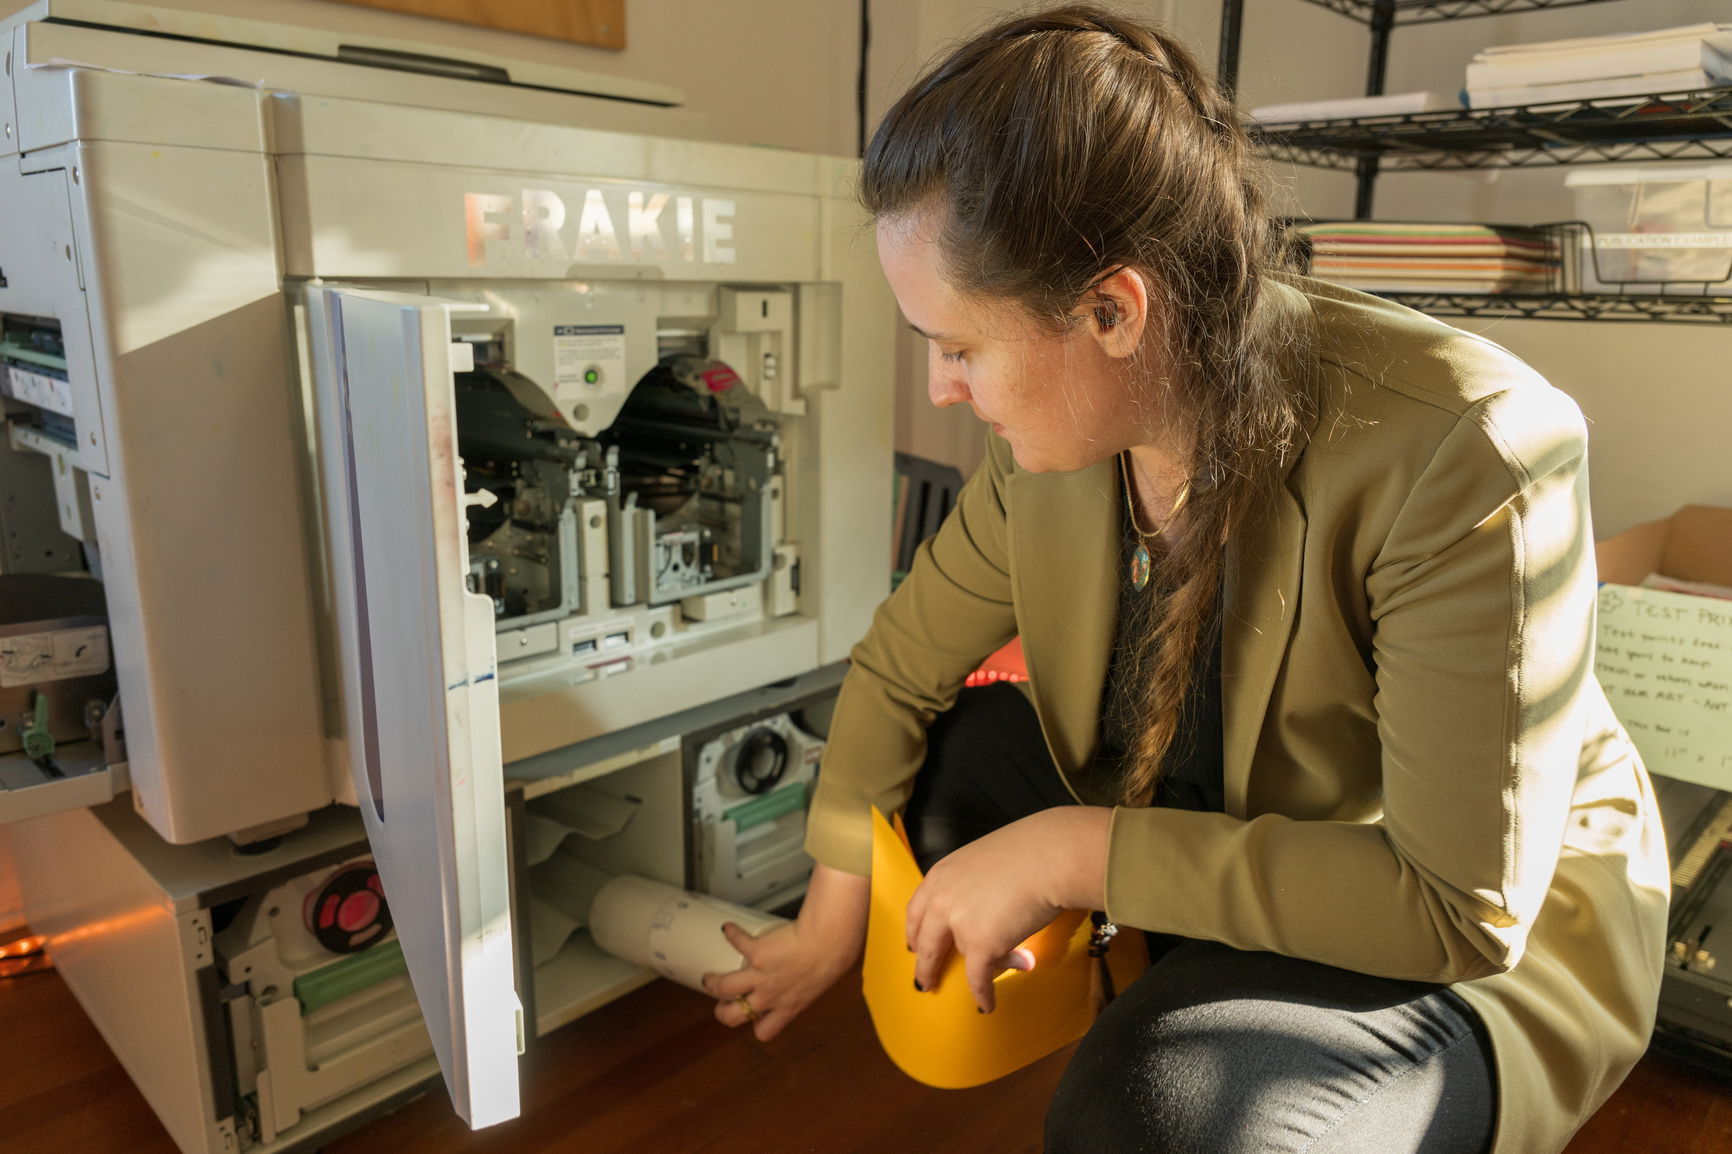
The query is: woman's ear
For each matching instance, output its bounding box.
[1086,267,1150,358]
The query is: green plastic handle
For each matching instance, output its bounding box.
[0,338,70,372]
[722,781,808,832]
[293,939,407,1016]
[21,695,53,762]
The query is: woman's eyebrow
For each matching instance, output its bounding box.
[906,321,957,341]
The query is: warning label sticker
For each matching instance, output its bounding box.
[554,324,626,393]
[0,625,111,688]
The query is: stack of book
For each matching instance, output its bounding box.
[1295,222,1557,295]
[1465,23,1732,110]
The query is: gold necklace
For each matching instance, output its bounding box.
[1118,451,1160,540]
[1118,452,1189,593]
[1119,451,1156,592]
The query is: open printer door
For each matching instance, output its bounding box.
[301,285,523,1129]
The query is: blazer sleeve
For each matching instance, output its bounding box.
[803,435,1022,875]
[1104,382,1595,983]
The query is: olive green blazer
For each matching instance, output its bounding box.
[805,276,1669,1154]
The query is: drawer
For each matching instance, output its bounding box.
[0,743,121,824]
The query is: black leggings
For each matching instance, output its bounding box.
[905,684,1499,1154]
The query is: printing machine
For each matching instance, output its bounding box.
[0,2,894,1148]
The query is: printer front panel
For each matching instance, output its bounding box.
[1,67,334,843]
[279,134,892,764]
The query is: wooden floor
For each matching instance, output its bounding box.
[4,955,1731,1153]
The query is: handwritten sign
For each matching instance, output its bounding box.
[1596,584,1732,790]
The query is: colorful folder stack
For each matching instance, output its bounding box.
[1295,222,1557,295]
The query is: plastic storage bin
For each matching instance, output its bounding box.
[1566,163,1732,291]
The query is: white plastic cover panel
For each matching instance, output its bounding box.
[302,285,521,1128]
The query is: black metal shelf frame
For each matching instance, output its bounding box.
[1219,0,1641,214]
[1374,291,1732,322]
[1253,88,1732,170]
[1222,0,1732,323]
[1296,0,1632,26]
[1226,1,1732,318]
[1308,219,1732,324]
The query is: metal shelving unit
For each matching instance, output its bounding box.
[1296,0,1632,26]
[1220,0,1639,209]
[1374,291,1732,322]
[1253,88,1732,171]
[1224,0,1732,323]
[1299,220,1732,324]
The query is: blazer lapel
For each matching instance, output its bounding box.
[1222,277,1322,818]
[1220,487,1305,818]
[1006,459,1118,779]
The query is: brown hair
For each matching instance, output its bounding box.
[861,4,1313,805]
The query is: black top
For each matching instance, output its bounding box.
[1083,511,1226,814]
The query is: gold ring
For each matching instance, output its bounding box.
[735,993,761,1023]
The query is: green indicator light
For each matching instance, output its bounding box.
[583,367,601,384]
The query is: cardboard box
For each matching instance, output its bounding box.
[1594,506,1732,791]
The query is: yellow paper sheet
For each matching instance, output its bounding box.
[862,806,1148,1089]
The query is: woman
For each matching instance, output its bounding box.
[702,7,1669,1152]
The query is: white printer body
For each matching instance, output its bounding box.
[0,0,893,1145]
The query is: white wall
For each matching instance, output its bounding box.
[865,2,996,479]
[539,0,863,157]
[1192,0,1732,535]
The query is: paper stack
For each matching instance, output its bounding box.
[1249,90,1457,125]
[1296,222,1557,295]
[1466,23,1732,109]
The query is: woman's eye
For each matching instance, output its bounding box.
[938,349,966,364]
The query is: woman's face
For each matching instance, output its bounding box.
[875,212,1155,474]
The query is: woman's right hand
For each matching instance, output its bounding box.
[701,863,870,1041]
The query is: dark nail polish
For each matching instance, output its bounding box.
[977,1006,988,1015]
[913,978,925,992]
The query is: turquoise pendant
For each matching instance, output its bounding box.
[1129,541,1152,592]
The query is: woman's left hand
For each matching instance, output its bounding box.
[905,805,1113,1013]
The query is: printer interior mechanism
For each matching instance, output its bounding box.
[457,348,780,624]
[358,277,815,722]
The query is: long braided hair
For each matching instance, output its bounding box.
[861,5,1313,805]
